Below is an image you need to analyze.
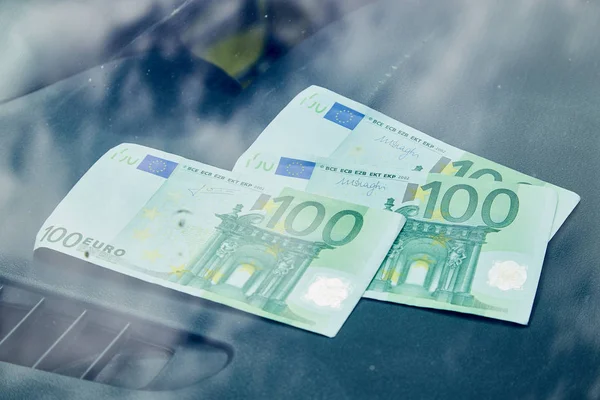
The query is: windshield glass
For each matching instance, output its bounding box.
[0,1,599,399]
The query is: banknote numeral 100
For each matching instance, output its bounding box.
[449,161,534,186]
[420,182,519,228]
[451,160,503,181]
[264,196,364,246]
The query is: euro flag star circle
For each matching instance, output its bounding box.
[324,103,365,130]
[148,159,168,174]
[334,109,355,125]
[286,161,305,177]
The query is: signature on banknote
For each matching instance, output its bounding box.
[373,135,420,161]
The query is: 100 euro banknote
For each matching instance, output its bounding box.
[236,155,558,324]
[34,144,405,337]
[234,86,579,238]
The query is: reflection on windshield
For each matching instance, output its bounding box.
[0,0,599,398]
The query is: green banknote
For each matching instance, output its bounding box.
[35,144,405,337]
[237,155,557,324]
[233,86,579,238]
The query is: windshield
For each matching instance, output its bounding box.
[0,0,598,399]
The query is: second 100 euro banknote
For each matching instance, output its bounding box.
[234,86,579,238]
